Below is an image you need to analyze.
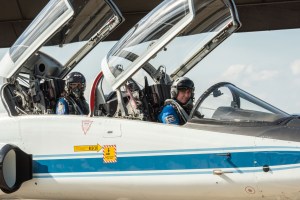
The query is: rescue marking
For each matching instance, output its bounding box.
[103,145,117,163]
[74,144,102,152]
[82,120,93,134]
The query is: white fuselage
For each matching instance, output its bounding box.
[0,114,299,200]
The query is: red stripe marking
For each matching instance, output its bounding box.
[89,71,103,116]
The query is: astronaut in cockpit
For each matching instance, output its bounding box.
[56,72,89,115]
[158,77,194,125]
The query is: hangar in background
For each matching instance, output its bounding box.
[1,0,300,47]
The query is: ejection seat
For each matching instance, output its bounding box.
[1,78,65,116]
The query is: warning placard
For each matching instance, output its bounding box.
[103,145,117,163]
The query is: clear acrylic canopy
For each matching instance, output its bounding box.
[0,0,123,78]
[102,0,241,90]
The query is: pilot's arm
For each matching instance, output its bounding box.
[56,98,69,114]
[158,105,180,125]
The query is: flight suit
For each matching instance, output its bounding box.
[158,104,181,125]
[56,96,89,115]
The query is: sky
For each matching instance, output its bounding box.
[1,28,300,114]
[189,29,300,114]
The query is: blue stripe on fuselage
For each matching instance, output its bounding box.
[33,151,300,174]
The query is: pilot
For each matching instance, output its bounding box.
[56,72,89,115]
[158,77,194,125]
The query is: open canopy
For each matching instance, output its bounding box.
[101,0,240,90]
[0,0,123,79]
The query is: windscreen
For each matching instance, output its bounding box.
[193,83,289,123]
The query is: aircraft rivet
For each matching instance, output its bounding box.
[263,165,270,172]
[245,186,255,194]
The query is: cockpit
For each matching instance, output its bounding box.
[93,0,241,120]
[0,0,292,127]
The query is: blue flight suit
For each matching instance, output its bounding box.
[158,104,180,125]
[56,97,69,114]
[55,96,89,115]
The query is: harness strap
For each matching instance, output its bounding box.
[164,99,189,123]
[65,96,84,115]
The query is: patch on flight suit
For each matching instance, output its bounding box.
[165,115,176,124]
[57,102,66,114]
